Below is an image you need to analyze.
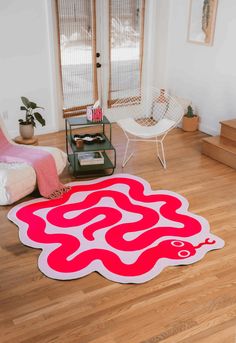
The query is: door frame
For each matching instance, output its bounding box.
[54,0,147,120]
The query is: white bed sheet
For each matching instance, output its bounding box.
[0,146,67,205]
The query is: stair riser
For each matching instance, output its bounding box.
[202,141,236,169]
[221,124,236,142]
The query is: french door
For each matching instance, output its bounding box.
[56,0,145,118]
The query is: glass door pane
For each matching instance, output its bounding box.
[56,0,98,115]
[108,0,145,106]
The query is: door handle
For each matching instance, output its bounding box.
[96,52,100,58]
[96,62,101,68]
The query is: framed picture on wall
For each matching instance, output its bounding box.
[187,0,218,46]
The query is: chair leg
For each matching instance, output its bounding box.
[122,137,134,168]
[156,139,167,169]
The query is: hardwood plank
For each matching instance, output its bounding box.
[1,125,236,343]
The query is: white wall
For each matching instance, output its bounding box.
[165,0,236,135]
[0,0,59,138]
[0,0,168,132]
[1,0,234,138]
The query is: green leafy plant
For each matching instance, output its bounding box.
[185,105,195,118]
[19,96,46,127]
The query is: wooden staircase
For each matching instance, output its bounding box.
[202,119,236,169]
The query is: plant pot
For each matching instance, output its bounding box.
[19,123,34,139]
[182,115,199,132]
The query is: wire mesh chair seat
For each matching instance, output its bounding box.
[118,117,176,139]
[114,88,184,169]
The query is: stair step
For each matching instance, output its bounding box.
[220,119,236,129]
[220,119,236,142]
[202,136,236,169]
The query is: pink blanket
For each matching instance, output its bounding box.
[0,128,69,199]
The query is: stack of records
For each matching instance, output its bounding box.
[77,151,104,166]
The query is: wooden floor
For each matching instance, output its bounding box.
[1,125,236,343]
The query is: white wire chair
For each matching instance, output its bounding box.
[113,88,184,169]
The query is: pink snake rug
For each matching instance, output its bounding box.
[8,174,224,283]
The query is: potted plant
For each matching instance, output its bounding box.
[19,96,46,139]
[182,105,199,132]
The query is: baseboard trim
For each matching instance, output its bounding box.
[9,125,58,139]
[199,124,219,136]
